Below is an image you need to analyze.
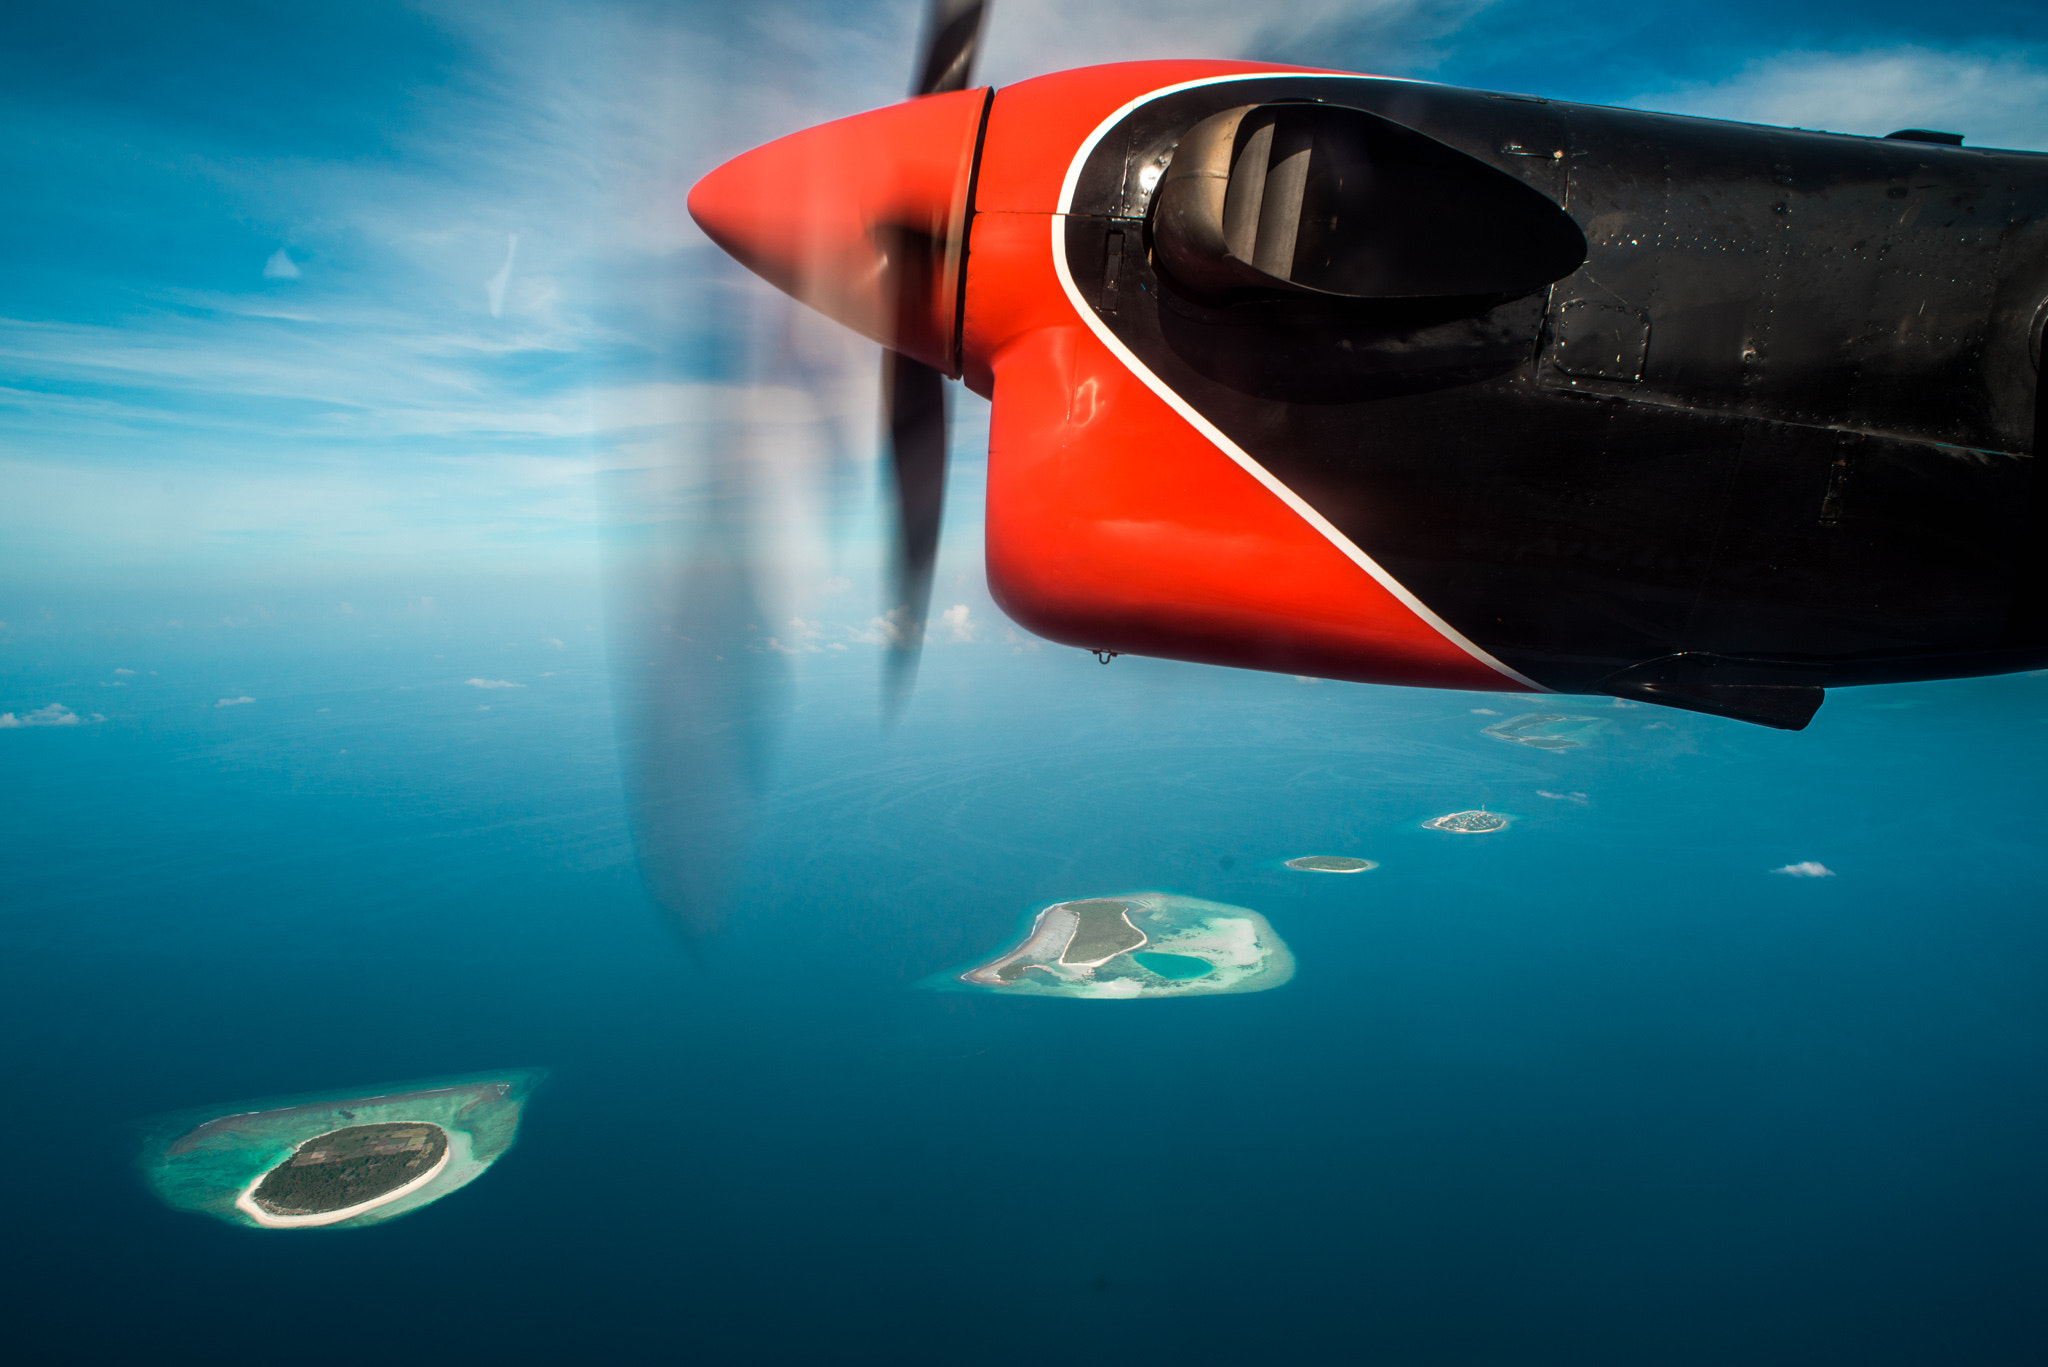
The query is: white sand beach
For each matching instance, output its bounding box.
[233,1121,452,1229]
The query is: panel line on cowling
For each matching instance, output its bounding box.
[1049,72,1548,692]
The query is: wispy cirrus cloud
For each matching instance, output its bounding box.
[1,0,1512,574]
[977,0,1495,86]
[1631,46,2048,151]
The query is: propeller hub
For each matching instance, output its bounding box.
[688,89,989,376]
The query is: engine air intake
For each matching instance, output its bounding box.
[1151,102,1587,302]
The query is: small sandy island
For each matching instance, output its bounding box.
[942,892,1294,999]
[1285,855,1378,873]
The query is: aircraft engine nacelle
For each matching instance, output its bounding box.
[691,60,2048,728]
[693,61,1545,696]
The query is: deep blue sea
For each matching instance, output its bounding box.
[7,577,2048,1364]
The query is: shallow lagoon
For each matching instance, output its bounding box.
[941,892,1294,999]
[141,1070,542,1230]
[1483,713,1608,750]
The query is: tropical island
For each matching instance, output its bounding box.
[141,1070,541,1230]
[943,892,1294,999]
[239,1122,451,1227]
[1285,855,1378,873]
[1424,809,1510,833]
[1482,713,1605,749]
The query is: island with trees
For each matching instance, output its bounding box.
[1424,809,1510,833]
[140,1069,542,1230]
[244,1122,450,1222]
[942,892,1294,999]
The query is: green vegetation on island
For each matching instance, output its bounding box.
[251,1122,449,1217]
[1424,809,1509,833]
[944,892,1294,1000]
[1285,855,1378,873]
[139,1069,542,1230]
[1060,899,1147,964]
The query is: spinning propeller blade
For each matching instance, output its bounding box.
[616,1,991,930]
[913,0,987,98]
[879,0,986,711]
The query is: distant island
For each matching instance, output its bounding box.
[1285,855,1378,873]
[240,1122,450,1227]
[141,1070,542,1231]
[945,893,1294,999]
[1482,713,1605,749]
[1424,809,1509,833]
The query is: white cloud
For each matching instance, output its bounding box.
[1610,699,1637,709]
[485,233,519,318]
[542,636,564,649]
[1471,707,1499,715]
[852,607,914,647]
[978,0,1489,87]
[940,603,975,643]
[1002,627,1040,654]
[215,695,255,707]
[1634,47,2048,152]
[465,677,523,689]
[1537,789,1589,804]
[1,0,1507,579]
[762,616,830,656]
[113,667,135,675]
[1773,861,1836,878]
[0,703,84,728]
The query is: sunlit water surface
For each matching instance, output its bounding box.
[6,601,2048,1364]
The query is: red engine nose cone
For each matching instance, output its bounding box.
[687,88,989,376]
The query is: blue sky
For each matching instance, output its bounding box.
[3,0,2046,623]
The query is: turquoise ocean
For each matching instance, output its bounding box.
[7,573,2048,1362]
